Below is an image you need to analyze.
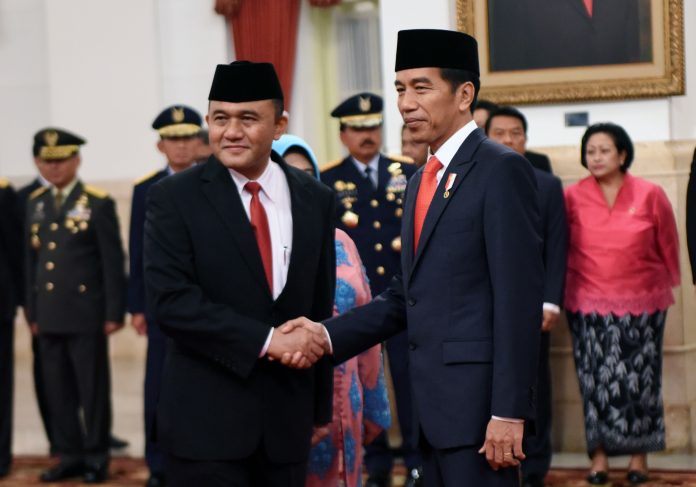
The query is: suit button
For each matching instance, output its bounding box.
[45,261,55,271]
[45,282,54,291]
[370,199,379,208]
[47,242,57,250]
[78,284,87,293]
[373,221,381,230]
[409,342,417,350]
[374,243,383,252]
[50,223,59,231]
[376,266,385,275]
[408,298,416,306]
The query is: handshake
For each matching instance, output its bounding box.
[266,317,331,369]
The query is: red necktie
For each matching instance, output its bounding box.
[245,182,273,292]
[413,155,443,253]
[583,0,593,17]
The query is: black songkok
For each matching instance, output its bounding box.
[208,61,284,103]
[395,29,480,76]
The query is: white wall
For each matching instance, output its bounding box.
[377,0,696,153]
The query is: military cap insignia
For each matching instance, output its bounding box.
[172,107,185,123]
[44,130,59,147]
[359,96,372,113]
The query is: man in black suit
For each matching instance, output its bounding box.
[489,0,644,71]
[282,29,543,487]
[687,147,696,286]
[25,128,127,483]
[143,61,335,487]
[486,106,568,487]
[0,178,22,479]
[128,105,202,487]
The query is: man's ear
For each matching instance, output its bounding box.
[457,81,476,114]
[156,139,166,155]
[274,113,289,139]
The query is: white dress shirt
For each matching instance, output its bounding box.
[350,154,380,188]
[228,160,293,357]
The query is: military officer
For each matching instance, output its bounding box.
[127,105,202,487]
[25,128,126,484]
[321,93,421,487]
[0,178,22,479]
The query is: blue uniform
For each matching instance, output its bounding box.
[320,154,421,474]
[127,167,169,476]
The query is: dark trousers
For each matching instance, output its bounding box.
[365,331,421,475]
[522,332,552,478]
[420,433,519,487]
[31,335,53,451]
[0,319,13,470]
[166,450,307,487]
[144,318,167,474]
[40,333,111,465]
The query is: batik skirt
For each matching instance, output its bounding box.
[567,310,666,456]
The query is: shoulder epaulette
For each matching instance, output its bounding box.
[387,154,415,164]
[0,177,9,189]
[84,185,109,199]
[320,158,343,173]
[134,170,160,186]
[29,186,48,200]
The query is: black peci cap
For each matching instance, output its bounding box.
[395,29,480,76]
[208,61,284,103]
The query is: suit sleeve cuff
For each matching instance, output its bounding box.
[491,415,524,423]
[259,328,273,358]
[542,302,560,314]
[322,324,333,354]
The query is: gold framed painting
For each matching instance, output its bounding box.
[456,0,684,105]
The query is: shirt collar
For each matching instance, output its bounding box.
[350,153,380,176]
[432,120,478,171]
[37,175,51,187]
[51,178,79,199]
[228,159,280,203]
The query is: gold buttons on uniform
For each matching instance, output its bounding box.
[395,208,403,218]
[373,221,381,230]
[375,243,383,252]
[45,282,54,291]
[50,223,59,231]
[370,199,379,208]
[78,284,87,293]
[45,262,55,271]
[47,242,57,250]
[376,266,385,275]
[386,193,396,202]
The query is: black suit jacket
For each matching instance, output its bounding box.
[325,128,544,450]
[25,181,126,333]
[490,0,642,71]
[687,147,696,283]
[144,155,336,462]
[526,151,553,174]
[0,182,22,321]
[535,169,567,305]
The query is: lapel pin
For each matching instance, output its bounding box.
[443,173,457,199]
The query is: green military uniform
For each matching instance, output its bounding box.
[25,129,126,482]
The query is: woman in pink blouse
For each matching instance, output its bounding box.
[564,123,680,485]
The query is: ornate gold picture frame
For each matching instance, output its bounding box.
[456,0,684,105]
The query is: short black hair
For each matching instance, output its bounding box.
[197,129,209,144]
[580,122,634,172]
[271,99,284,120]
[473,99,498,113]
[440,68,480,113]
[485,106,528,135]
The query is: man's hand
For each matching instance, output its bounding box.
[311,425,330,446]
[131,313,147,336]
[541,309,560,332]
[477,418,525,470]
[267,317,329,368]
[104,321,124,335]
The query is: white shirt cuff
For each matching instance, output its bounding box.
[491,415,524,423]
[259,328,274,357]
[322,325,333,354]
[542,302,560,314]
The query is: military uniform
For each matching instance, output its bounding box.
[25,129,126,482]
[323,93,421,486]
[127,105,202,486]
[0,179,22,478]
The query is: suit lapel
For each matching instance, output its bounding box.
[59,181,83,219]
[569,0,592,21]
[201,159,271,295]
[409,129,486,279]
[274,159,312,305]
[401,170,421,279]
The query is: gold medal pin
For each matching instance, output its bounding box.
[443,173,457,198]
